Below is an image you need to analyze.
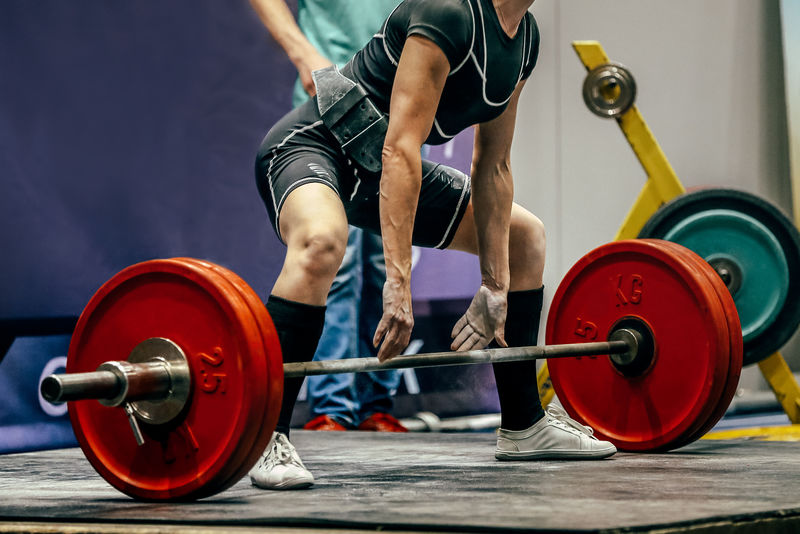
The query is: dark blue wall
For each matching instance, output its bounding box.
[1,1,295,321]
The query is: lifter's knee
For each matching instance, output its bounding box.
[513,212,546,260]
[290,228,348,282]
[509,210,546,289]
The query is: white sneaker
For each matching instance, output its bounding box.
[249,432,315,490]
[495,405,617,460]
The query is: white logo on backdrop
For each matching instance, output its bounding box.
[38,356,68,417]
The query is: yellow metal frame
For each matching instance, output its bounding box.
[703,424,800,441]
[571,41,686,240]
[537,41,800,425]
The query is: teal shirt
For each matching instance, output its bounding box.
[292,0,400,107]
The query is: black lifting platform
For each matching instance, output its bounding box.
[1,431,799,533]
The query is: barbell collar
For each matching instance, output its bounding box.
[283,339,632,378]
[97,360,173,407]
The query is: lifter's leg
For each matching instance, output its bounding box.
[250,183,350,491]
[448,201,616,459]
[449,202,547,429]
[270,183,350,435]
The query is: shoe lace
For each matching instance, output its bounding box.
[546,405,595,437]
[259,433,303,469]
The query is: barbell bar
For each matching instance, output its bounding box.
[42,330,642,405]
[286,331,639,377]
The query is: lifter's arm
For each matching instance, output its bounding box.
[249,0,332,95]
[373,36,450,362]
[451,80,527,351]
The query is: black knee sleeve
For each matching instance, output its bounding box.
[492,287,545,431]
[266,295,326,436]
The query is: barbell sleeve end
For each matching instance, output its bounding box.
[40,359,174,407]
[41,371,122,404]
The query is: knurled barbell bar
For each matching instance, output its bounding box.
[43,330,643,402]
[41,239,743,501]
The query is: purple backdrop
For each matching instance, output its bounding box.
[0,1,479,324]
[0,1,290,321]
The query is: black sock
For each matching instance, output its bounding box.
[266,295,326,437]
[492,287,545,430]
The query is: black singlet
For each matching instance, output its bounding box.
[347,0,540,145]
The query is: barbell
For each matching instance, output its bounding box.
[44,335,639,394]
[41,239,742,501]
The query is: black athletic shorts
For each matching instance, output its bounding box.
[255,99,471,249]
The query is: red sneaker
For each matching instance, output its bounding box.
[357,413,408,432]
[303,415,348,431]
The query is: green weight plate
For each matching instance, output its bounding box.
[638,188,800,365]
[661,209,788,341]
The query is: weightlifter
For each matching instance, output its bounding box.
[250,0,617,490]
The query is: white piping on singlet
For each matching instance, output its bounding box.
[429,0,477,141]
[349,165,362,201]
[432,119,455,141]
[265,120,325,238]
[435,172,471,249]
[434,0,530,139]
[448,0,476,75]
[373,3,404,66]
[471,0,528,107]
[377,34,400,67]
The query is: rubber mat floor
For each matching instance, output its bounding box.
[1,431,800,533]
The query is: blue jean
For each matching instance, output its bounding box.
[307,226,402,426]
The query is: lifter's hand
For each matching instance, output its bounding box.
[373,279,414,362]
[296,52,333,96]
[451,286,508,351]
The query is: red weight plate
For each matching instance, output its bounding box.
[546,240,730,452]
[649,240,743,445]
[176,258,283,488]
[67,259,269,500]
[168,259,273,493]
[637,240,730,448]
